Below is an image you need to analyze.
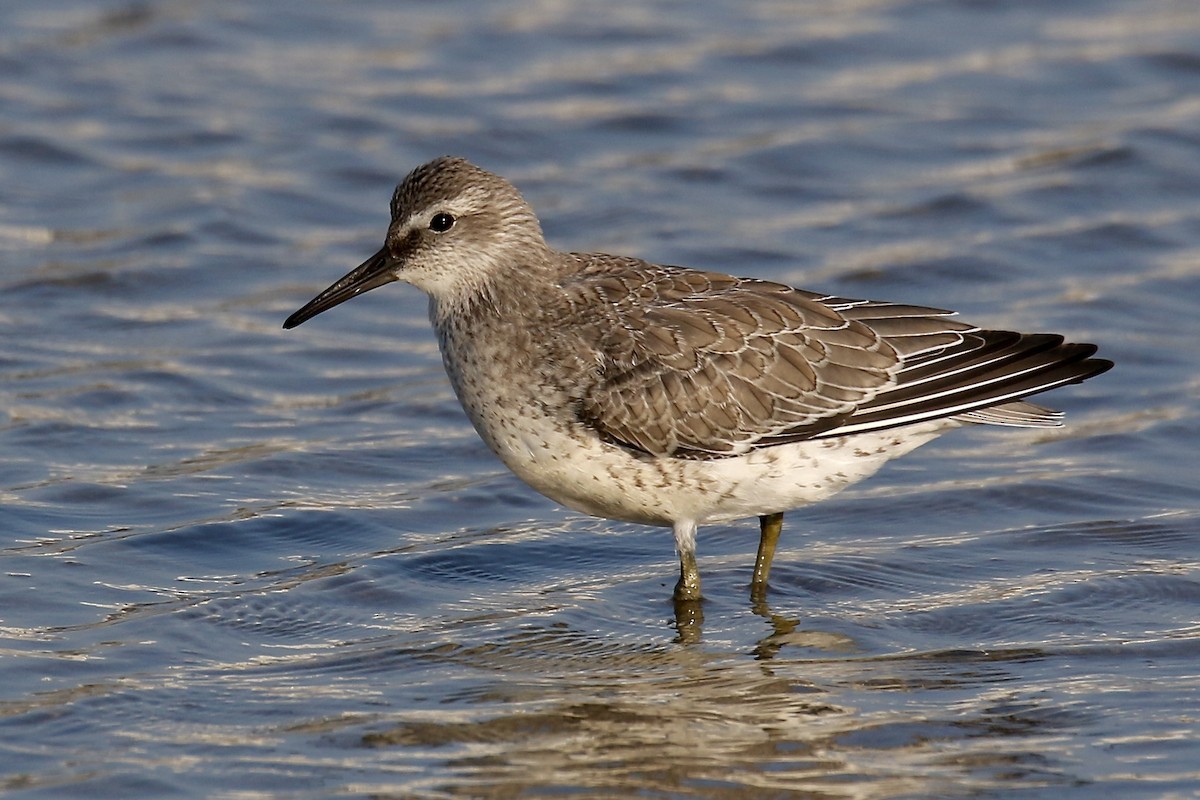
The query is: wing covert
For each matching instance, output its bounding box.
[567,260,921,458]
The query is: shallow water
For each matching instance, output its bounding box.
[2,1,1199,797]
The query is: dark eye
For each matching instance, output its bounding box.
[429,212,456,233]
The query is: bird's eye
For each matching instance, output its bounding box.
[429,212,456,233]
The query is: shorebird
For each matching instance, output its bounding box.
[284,156,1111,603]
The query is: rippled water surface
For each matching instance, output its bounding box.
[3,1,1199,797]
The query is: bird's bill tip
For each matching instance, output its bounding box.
[283,248,397,329]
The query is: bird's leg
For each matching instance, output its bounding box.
[675,550,702,601]
[672,519,702,601]
[751,512,784,600]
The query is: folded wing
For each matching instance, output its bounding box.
[567,258,1111,459]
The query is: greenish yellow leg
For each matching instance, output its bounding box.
[672,519,702,601]
[752,512,784,594]
[674,548,702,601]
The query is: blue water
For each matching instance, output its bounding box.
[2,1,1199,797]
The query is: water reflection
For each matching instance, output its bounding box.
[362,640,845,795]
[352,618,1097,796]
[673,589,851,662]
[671,596,704,645]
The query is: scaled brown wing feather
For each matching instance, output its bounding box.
[568,259,974,458]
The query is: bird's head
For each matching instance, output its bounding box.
[284,156,545,329]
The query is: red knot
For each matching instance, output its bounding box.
[285,156,1112,604]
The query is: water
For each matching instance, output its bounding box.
[2,0,1199,797]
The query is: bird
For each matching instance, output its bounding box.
[284,156,1112,604]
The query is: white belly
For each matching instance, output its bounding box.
[474,397,950,527]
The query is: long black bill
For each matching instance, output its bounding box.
[283,247,397,329]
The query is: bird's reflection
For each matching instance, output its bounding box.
[749,591,802,661]
[671,582,804,656]
[671,596,704,645]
